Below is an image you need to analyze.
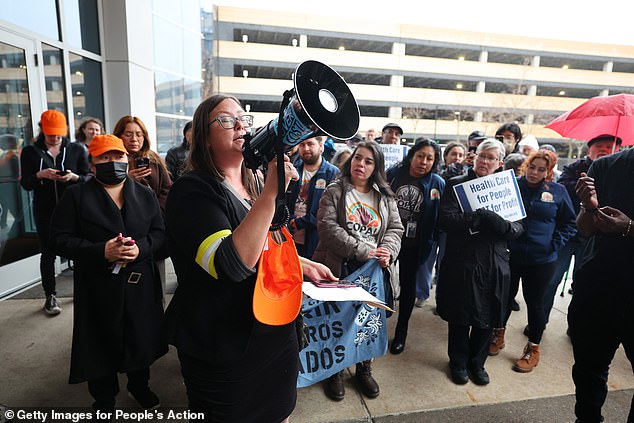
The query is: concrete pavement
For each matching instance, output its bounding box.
[1,260,632,422]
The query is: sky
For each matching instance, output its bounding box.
[205,0,634,47]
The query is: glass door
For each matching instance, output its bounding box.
[0,30,45,298]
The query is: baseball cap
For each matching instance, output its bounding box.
[382,123,403,135]
[40,110,68,136]
[88,134,129,157]
[253,227,303,326]
[468,130,486,141]
[588,134,622,146]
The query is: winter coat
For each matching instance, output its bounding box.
[387,165,445,264]
[51,178,167,383]
[436,170,524,328]
[129,155,172,213]
[165,141,188,181]
[286,158,339,258]
[312,177,404,278]
[19,137,90,216]
[509,177,576,266]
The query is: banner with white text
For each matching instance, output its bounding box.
[452,169,526,221]
[297,260,387,388]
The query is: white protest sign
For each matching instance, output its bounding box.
[378,144,409,170]
[452,169,526,222]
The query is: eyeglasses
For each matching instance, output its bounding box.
[477,153,500,163]
[210,115,254,129]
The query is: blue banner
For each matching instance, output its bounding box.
[297,259,388,388]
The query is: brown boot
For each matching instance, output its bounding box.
[488,327,506,356]
[355,360,379,398]
[324,371,345,401]
[513,343,540,373]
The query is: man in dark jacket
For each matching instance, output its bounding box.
[543,134,622,325]
[286,136,339,258]
[165,121,192,181]
[19,110,90,315]
[571,145,634,423]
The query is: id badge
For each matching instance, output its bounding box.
[406,221,417,238]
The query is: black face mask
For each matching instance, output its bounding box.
[94,161,128,185]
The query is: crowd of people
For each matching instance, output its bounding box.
[15,102,633,422]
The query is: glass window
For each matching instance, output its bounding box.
[63,0,101,54]
[42,44,68,114]
[0,41,38,266]
[153,18,184,74]
[0,1,59,41]
[68,53,104,131]
[156,116,190,154]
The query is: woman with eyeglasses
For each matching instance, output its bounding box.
[163,94,335,422]
[113,116,172,212]
[489,150,576,373]
[436,139,524,386]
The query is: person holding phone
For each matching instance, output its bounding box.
[51,134,167,414]
[113,116,172,212]
[313,141,403,401]
[19,110,90,315]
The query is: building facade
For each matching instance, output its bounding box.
[211,5,634,153]
[0,0,202,296]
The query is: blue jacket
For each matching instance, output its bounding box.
[286,158,339,258]
[387,165,445,265]
[510,177,577,265]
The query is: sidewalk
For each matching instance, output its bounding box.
[1,262,632,422]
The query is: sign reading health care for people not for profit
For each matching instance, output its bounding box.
[452,169,526,222]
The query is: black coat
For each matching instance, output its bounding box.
[51,178,167,383]
[436,170,524,328]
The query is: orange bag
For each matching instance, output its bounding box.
[253,226,303,326]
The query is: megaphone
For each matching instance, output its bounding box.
[243,60,360,169]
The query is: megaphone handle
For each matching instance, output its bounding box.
[270,90,294,231]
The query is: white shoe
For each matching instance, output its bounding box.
[44,295,62,315]
[414,298,427,308]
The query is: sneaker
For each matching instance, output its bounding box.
[414,298,427,308]
[128,388,160,410]
[44,295,62,315]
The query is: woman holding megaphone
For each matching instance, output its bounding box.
[164,94,335,422]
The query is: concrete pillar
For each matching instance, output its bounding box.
[299,34,308,48]
[475,111,483,122]
[392,42,405,56]
[102,0,157,144]
[528,85,537,96]
[531,55,540,67]
[600,89,609,96]
[603,61,613,72]
[388,107,402,119]
[479,50,488,62]
[476,81,485,93]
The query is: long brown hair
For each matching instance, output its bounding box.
[113,115,168,173]
[189,94,259,199]
[74,117,104,142]
[341,141,394,197]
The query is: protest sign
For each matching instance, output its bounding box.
[379,144,409,170]
[452,169,526,222]
[297,260,388,388]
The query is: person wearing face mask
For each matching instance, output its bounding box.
[495,123,523,156]
[19,110,90,315]
[51,134,167,417]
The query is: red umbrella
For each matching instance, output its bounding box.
[545,93,634,145]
